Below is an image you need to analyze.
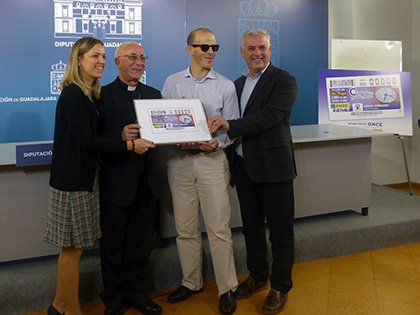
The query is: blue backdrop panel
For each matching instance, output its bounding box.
[184,0,328,125]
[0,0,327,163]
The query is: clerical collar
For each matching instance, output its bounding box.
[117,77,139,91]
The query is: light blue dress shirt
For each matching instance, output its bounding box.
[162,67,240,149]
[236,63,270,156]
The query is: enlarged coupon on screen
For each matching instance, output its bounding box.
[326,74,404,121]
[134,99,212,144]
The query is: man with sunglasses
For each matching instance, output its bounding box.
[162,28,239,315]
[208,29,298,315]
[98,42,165,315]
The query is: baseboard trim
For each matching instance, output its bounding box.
[385,182,420,189]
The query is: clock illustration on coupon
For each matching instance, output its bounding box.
[375,87,397,103]
[178,114,193,124]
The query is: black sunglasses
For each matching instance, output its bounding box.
[190,44,220,52]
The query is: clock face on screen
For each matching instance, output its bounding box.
[375,87,397,103]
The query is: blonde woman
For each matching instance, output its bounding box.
[43,37,155,315]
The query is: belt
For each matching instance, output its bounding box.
[178,149,206,156]
[178,149,218,156]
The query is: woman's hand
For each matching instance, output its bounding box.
[133,138,156,154]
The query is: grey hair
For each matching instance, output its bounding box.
[115,42,142,58]
[241,29,271,48]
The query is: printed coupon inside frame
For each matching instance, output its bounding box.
[326,74,404,121]
[134,99,212,145]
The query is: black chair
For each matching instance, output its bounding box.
[418,118,420,130]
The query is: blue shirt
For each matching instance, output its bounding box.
[236,62,270,156]
[240,70,262,117]
[162,67,240,149]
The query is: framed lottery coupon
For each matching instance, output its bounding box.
[326,74,405,121]
[134,99,212,145]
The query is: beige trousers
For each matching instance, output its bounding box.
[167,150,238,296]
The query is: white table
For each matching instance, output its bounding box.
[0,124,387,261]
[292,124,387,218]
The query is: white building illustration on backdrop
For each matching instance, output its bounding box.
[53,0,143,40]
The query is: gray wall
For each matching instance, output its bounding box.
[330,0,420,185]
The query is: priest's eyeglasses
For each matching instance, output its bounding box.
[118,54,148,62]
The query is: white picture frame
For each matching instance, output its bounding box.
[331,39,402,71]
[134,98,212,145]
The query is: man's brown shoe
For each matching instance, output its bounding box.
[262,289,288,315]
[235,276,268,299]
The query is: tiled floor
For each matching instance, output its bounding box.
[27,184,420,315]
[27,242,420,315]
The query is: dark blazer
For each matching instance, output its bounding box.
[98,78,165,207]
[49,84,126,191]
[229,63,298,183]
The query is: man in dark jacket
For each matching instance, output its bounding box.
[208,29,298,315]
